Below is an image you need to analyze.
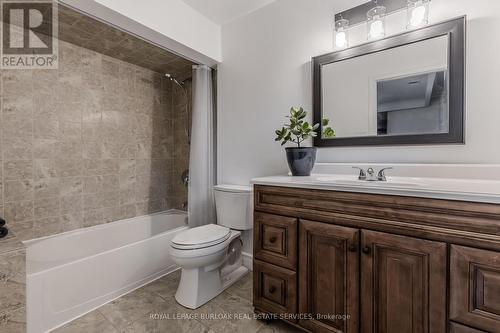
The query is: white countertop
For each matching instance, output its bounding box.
[251,174,500,204]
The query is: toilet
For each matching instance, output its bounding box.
[170,184,253,309]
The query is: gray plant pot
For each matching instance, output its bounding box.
[285,147,317,176]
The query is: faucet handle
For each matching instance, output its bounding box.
[377,167,393,181]
[352,167,366,180]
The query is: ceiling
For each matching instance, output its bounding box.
[58,5,196,79]
[181,0,276,25]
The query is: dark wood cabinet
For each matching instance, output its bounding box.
[360,230,447,333]
[450,245,500,333]
[299,220,359,333]
[253,185,500,333]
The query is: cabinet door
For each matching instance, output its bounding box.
[450,245,500,333]
[361,230,446,333]
[299,220,359,333]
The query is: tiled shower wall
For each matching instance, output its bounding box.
[0,40,191,242]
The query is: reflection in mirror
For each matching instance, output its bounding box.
[377,70,448,136]
[321,35,449,139]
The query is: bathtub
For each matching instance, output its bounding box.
[25,210,188,333]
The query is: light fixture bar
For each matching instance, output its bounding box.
[335,0,407,27]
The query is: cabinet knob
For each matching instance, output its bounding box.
[348,244,357,252]
[268,286,276,294]
[269,236,277,243]
[362,246,371,255]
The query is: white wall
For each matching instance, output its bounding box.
[94,0,222,61]
[218,0,500,187]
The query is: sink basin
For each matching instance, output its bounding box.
[314,176,425,188]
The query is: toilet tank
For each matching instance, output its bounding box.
[213,185,253,231]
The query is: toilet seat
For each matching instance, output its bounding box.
[171,224,231,250]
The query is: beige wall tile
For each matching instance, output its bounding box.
[34,116,59,140]
[4,180,34,203]
[4,201,33,223]
[3,137,33,160]
[9,220,34,242]
[35,216,62,238]
[34,159,58,180]
[4,161,33,181]
[33,139,58,159]
[56,159,83,177]
[60,195,82,215]
[83,208,103,227]
[34,198,60,219]
[34,178,60,199]
[60,177,83,196]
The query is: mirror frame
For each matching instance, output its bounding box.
[313,16,465,147]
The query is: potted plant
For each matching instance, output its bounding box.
[275,107,335,176]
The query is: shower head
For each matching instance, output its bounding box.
[165,73,184,87]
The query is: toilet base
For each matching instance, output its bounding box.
[175,265,249,309]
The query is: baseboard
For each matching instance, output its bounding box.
[242,252,253,271]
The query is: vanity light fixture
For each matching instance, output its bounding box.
[367,0,387,40]
[407,0,430,29]
[334,17,350,49]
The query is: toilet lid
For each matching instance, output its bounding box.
[171,224,231,249]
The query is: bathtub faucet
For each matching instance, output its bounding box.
[0,217,8,239]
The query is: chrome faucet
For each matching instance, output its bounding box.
[352,167,366,180]
[377,167,393,181]
[353,166,393,182]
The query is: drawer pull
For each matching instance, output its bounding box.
[362,246,371,255]
[348,244,357,252]
[268,286,277,294]
[269,236,277,243]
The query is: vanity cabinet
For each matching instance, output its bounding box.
[253,185,500,333]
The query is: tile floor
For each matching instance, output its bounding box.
[53,270,302,333]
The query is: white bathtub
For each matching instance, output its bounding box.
[25,210,188,333]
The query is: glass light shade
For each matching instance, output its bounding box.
[334,18,349,49]
[367,5,386,40]
[407,0,430,29]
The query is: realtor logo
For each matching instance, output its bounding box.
[1,0,58,69]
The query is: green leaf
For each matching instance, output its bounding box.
[322,118,330,126]
[323,127,336,138]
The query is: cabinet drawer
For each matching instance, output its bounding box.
[253,260,297,316]
[254,212,297,269]
[450,322,486,333]
[450,245,500,333]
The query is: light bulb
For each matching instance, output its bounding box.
[410,5,426,27]
[367,4,386,40]
[334,18,349,49]
[369,20,385,39]
[406,0,430,29]
[335,31,347,48]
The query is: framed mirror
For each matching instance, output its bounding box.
[313,17,465,147]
